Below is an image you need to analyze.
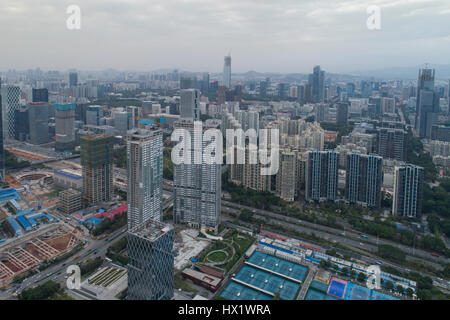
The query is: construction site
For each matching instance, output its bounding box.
[0,224,82,287]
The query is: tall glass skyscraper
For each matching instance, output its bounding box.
[1,85,21,139]
[309,65,325,103]
[0,80,4,183]
[127,219,174,300]
[415,68,439,138]
[223,54,231,88]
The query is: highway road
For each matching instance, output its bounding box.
[221,200,449,266]
[221,213,450,291]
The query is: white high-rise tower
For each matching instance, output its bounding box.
[127,127,163,231]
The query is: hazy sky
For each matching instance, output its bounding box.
[1,0,449,73]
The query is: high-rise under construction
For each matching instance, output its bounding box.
[80,134,114,206]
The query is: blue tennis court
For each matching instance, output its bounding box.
[247,251,308,282]
[221,251,309,300]
[343,281,399,300]
[327,278,347,299]
[221,282,272,300]
[305,288,338,300]
[234,265,301,300]
[344,282,369,300]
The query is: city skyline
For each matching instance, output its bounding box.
[1,0,450,73]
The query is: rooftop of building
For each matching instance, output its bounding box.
[130,219,173,242]
[54,103,76,111]
[80,133,114,141]
[127,127,162,141]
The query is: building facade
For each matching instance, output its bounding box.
[1,85,21,139]
[127,220,174,300]
[80,134,114,206]
[173,120,221,232]
[345,153,383,208]
[415,68,439,139]
[223,55,232,88]
[28,102,50,145]
[377,128,407,162]
[393,164,424,218]
[127,128,163,230]
[305,150,338,202]
[55,103,76,151]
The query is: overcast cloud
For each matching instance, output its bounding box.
[1,0,449,73]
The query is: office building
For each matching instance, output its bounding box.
[32,88,48,102]
[381,97,395,114]
[58,189,82,214]
[309,65,325,103]
[336,102,349,126]
[180,89,201,121]
[55,103,76,151]
[127,128,163,230]
[345,153,383,208]
[305,150,338,202]
[393,164,424,218]
[1,85,21,139]
[113,110,132,137]
[32,88,48,103]
[80,134,114,206]
[69,72,78,87]
[223,55,231,88]
[127,220,174,300]
[200,72,210,94]
[278,83,287,98]
[86,105,104,126]
[180,76,197,90]
[415,68,440,138]
[259,79,268,98]
[0,81,4,183]
[377,128,407,162]
[431,124,450,142]
[14,107,30,141]
[28,102,50,145]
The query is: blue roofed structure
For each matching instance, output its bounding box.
[17,215,32,231]
[54,103,76,111]
[83,217,103,226]
[54,170,82,180]
[0,188,21,203]
[7,217,23,237]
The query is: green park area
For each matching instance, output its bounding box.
[198,229,255,273]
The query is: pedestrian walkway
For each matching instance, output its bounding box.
[297,266,317,300]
